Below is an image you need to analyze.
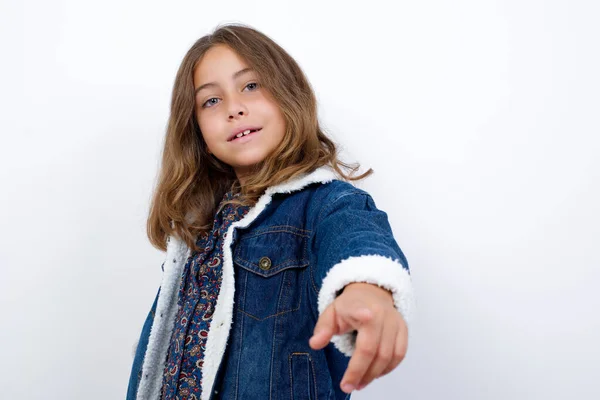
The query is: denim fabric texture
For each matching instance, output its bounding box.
[127,165,414,400]
[128,287,160,400]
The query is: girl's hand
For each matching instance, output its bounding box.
[309,282,408,394]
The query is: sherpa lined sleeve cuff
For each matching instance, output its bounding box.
[317,254,414,357]
[311,189,414,357]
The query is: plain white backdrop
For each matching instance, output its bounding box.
[1,0,598,399]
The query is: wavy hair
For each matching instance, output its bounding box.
[147,23,373,253]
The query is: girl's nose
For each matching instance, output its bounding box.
[229,110,244,119]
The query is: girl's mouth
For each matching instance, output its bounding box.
[229,128,262,143]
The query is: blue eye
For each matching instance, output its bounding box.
[201,82,259,109]
[244,82,259,91]
[203,98,219,108]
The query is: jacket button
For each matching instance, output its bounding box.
[259,256,272,270]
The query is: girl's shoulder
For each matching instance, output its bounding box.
[315,178,371,202]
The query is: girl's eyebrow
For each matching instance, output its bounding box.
[194,67,253,95]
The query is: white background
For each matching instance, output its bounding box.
[1,0,598,399]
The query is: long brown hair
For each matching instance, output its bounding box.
[147,23,373,253]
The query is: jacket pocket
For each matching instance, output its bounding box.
[233,225,310,320]
[289,353,317,400]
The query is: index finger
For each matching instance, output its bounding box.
[340,317,382,393]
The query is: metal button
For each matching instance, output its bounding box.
[259,256,272,270]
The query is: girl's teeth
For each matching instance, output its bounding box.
[235,130,252,139]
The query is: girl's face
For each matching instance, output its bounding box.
[193,44,286,185]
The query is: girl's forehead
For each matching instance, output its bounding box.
[195,45,249,77]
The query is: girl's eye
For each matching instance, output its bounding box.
[201,83,259,108]
[244,82,259,91]
[202,97,219,108]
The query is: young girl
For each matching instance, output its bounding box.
[127,23,415,400]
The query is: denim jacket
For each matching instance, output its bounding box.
[127,165,415,400]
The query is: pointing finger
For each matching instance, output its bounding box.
[340,309,382,393]
[309,303,337,350]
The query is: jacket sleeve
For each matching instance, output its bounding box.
[311,188,415,357]
[127,285,161,400]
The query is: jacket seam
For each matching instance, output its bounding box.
[269,290,279,400]
[310,189,370,299]
[315,189,366,225]
[242,226,312,239]
[288,353,319,400]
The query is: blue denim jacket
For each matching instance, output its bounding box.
[127,165,415,400]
